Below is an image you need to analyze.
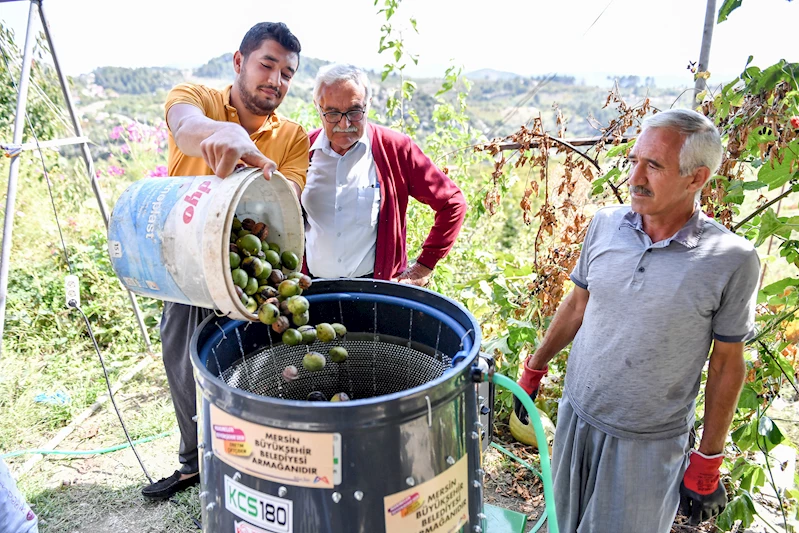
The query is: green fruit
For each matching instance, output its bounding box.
[264,250,281,269]
[299,327,317,345]
[282,328,303,346]
[268,242,281,253]
[302,352,326,372]
[316,323,336,343]
[257,303,280,325]
[244,276,259,296]
[256,260,272,281]
[237,234,262,256]
[245,297,258,314]
[330,392,350,402]
[229,252,241,269]
[287,271,303,280]
[287,295,309,315]
[237,229,252,238]
[241,256,264,278]
[331,323,347,337]
[329,346,348,363]
[281,251,300,271]
[292,310,310,327]
[278,280,300,298]
[231,268,248,289]
[232,217,242,232]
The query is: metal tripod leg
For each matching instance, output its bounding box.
[0,0,153,354]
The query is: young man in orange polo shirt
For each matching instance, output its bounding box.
[142,22,309,500]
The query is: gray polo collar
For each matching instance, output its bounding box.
[620,207,706,249]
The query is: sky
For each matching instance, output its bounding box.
[1,0,796,87]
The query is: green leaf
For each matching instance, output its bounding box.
[757,140,799,190]
[742,181,766,190]
[716,491,756,530]
[732,420,758,450]
[761,277,799,296]
[737,384,760,410]
[606,140,635,158]
[717,0,744,23]
[754,208,784,247]
[756,415,784,451]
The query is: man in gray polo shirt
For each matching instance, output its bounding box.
[515,109,760,532]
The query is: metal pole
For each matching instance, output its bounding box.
[37,0,153,354]
[0,0,38,353]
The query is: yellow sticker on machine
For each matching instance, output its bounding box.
[209,404,341,489]
[383,455,469,533]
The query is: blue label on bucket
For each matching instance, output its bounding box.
[108,178,190,301]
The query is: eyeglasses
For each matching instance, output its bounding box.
[319,109,365,124]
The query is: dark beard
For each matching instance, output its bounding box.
[236,76,280,116]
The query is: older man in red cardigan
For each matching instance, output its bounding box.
[301,63,466,285]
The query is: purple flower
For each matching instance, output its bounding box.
[147,165,168,178]
[110,126,124,140]
[121,144,130,155]
[108,165,125,176]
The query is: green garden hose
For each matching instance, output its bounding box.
[1,430,174,459]
[491,372,560,533]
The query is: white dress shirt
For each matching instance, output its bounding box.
[302,129,380,278]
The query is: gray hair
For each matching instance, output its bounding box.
[313,63,372,107]
[641,109,723,176]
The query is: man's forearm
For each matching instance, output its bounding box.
[527,288,588,370]
[699,349,746,455]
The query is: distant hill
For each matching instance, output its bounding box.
[466,68,520,81]
[193,54,331,82]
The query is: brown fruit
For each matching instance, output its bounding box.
[279,300,291,316]
[241,218,256,231]
[260,286,278,299]
[269,269,285,285]
[256,224,269,241]
[265,297,280,307]
[271,316,290,334]
[229,243,239,254]
[298,274,313,290]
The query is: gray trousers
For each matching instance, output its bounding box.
[160,301,213,473]
[552,394,690,533]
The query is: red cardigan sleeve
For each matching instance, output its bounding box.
[403,138,467,269]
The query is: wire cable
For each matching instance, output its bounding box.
[2,36,201,530]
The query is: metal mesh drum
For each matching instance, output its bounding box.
[191,279,485,533]
[218,334,452,401]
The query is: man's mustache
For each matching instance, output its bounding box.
[333,126,359,133]
[630,185,653,197]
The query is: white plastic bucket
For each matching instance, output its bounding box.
[107,168,303,321]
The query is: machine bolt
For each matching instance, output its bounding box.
[278,486,288,497]
[192,415,199,422]
[197,442,206,450]
[477,513,487,520]
[476,469,485,477]
[470,431,479,440]
[446,456,456,466]
[405,477,415,486]
[353,490,364,501]
[473,526,483,533]
[199,491,208,500]
[478,396,485,402]
[474,421,484,429]
[332,492,342,503]
[206,502,216,512]
[480,405,490,415]
[204,451,214,460]
[472,480,482,488]
[233,473,242,482]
